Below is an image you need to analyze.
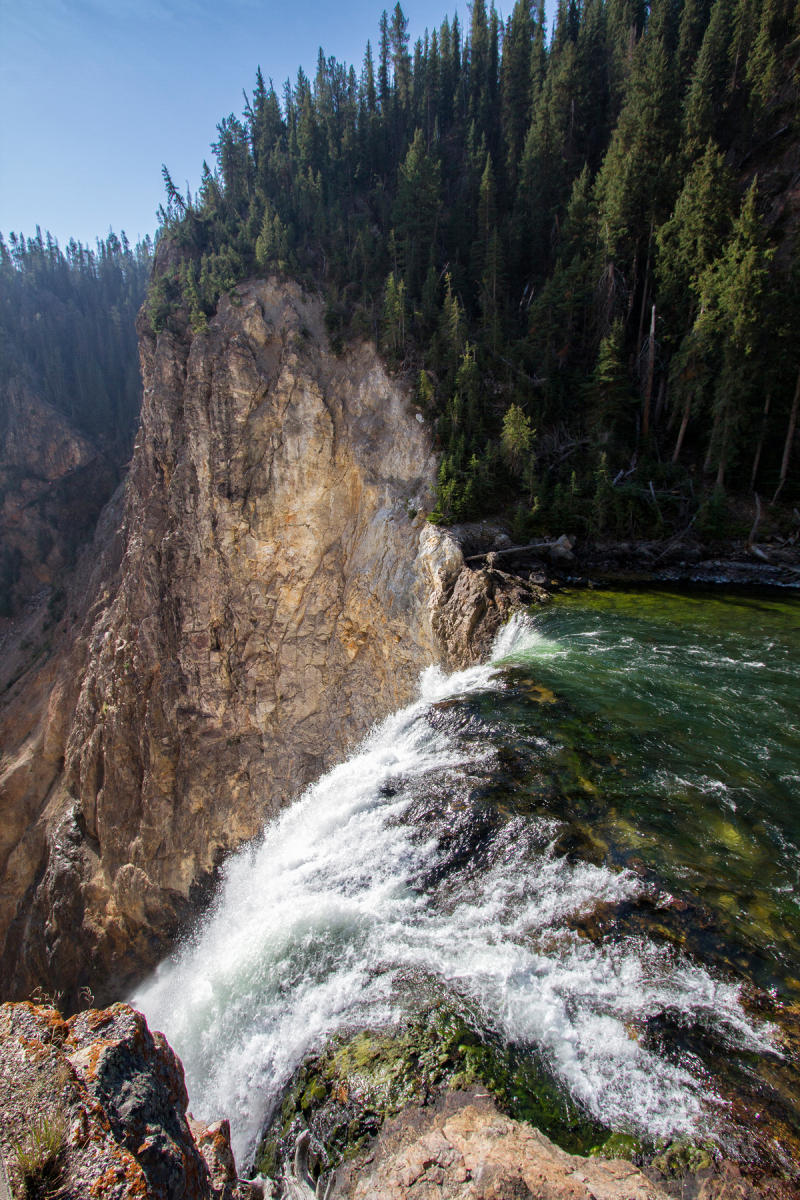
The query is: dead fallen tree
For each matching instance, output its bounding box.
[465,535,575,564]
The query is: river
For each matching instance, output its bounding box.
[133,587,800,1177]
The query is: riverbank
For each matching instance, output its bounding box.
[447,522,800,591]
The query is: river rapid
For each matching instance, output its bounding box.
[133,588,800,1177]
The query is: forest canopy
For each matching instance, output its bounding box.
[0,228,152,452]
[153,0,800,535]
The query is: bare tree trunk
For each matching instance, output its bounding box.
[636,220,654,349]
[654,377,666,428]
[715,410,730,490]
[643,303,656,439]
[629,249,639,321]
[673,394,692,463]
[705,407,721,473]
[773,366,800,503]
[747,493,762,548]
[750,392,771,491]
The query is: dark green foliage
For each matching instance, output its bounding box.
[149,0,799,532]
[0,228,152,449]
[695,482,731,539]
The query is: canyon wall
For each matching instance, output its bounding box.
[0,382,120,615]
[0,278,489,1006]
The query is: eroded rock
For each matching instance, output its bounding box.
[0,1001,255,1199]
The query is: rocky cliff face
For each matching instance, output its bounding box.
[0,381,119,616]
[0,278,515,1008]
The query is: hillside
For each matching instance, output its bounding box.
[0,231,151,616]
[150,0,800,538]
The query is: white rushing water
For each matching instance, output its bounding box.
[133,614,770,1164]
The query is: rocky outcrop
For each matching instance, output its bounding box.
[329,1092,793,1200]
[0,278,519,1007]
[331,1091,671,1200]
[0,1000,257,1199]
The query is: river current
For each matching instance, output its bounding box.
[133,588,800,1174]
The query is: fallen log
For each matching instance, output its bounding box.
[465,536,574,563]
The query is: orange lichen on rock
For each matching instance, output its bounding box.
[0,999,255,1199]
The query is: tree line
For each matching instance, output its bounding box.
[0,229,153,616]
[0,228,153,451]
[153,0,799,537]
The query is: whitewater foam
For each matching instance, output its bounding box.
[132,613,770,1164]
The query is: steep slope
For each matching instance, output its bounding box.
[0,382,120,614]
[0,230,150,617]
[0,277,484,1006]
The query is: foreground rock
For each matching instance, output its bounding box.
[0,1001,256,1199]
[329,1091,796,1200]
[330,1090,668,1200]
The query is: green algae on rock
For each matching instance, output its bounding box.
[253,1004,614,1181]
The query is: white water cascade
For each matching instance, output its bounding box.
[133,614,771,1165]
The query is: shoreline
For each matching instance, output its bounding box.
[447,524,800,594]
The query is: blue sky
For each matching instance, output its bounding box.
[0,0,491,249]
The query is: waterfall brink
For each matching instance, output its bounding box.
[133,612,770,1165]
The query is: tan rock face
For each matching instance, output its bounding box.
[0,278,496,1005]
[332,1092,673,1200]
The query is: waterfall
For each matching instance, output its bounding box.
[133,613,771,1165]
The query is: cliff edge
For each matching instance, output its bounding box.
[0,278,518,1007]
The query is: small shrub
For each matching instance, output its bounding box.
[695,485,730,541]
[13,1111,66,1199]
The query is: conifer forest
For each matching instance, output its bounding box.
[0,231,152,450]
[7,0,800,538]
[0,232,152,614]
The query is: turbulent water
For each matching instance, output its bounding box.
[133,589,800,1170]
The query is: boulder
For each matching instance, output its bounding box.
[0,1001,255,1199]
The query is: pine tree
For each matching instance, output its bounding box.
[382,270,407,356]
[501,402,534,474]
[586,317,633,438]
[500,0,534,185]
[683,0,734,153]
[656,139,733,345]
[595,0,680,274]
[746,0,797,117]
[694,179,774,485]
[392,129,441,296]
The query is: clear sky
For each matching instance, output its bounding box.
[0,0,493,251]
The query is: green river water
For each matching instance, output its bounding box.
[486,586,800,1172]
[137,586,800,1182]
